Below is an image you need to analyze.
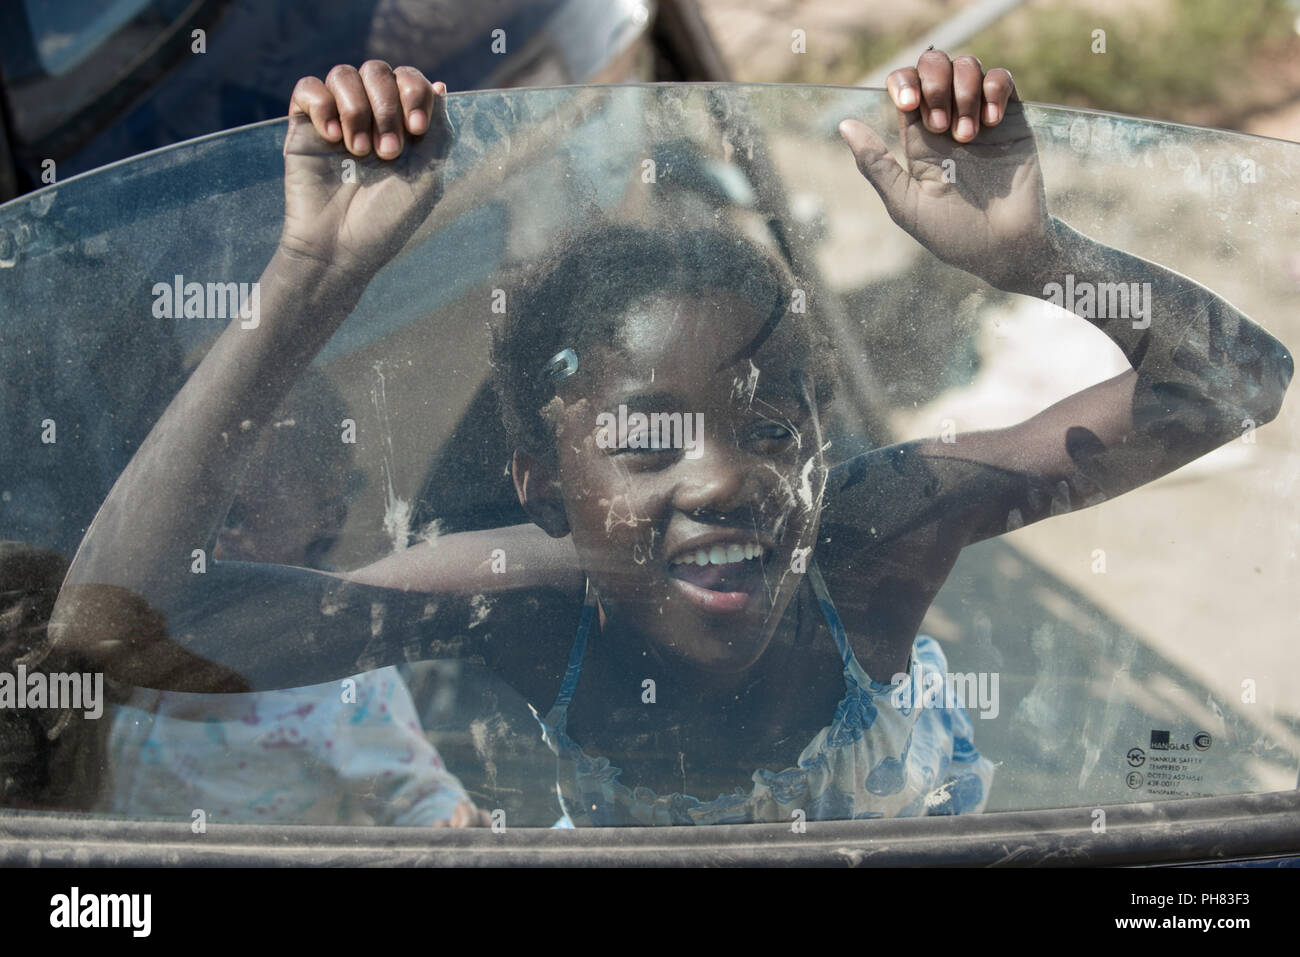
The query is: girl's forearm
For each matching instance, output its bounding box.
[60,249,366,608]
[343,524,583,594]
[1014,217,1292,428]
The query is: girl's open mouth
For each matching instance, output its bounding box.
[668,542,769,614]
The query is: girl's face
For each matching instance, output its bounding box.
[543,290,828,676]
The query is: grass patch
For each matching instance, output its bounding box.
[962,0,1296,119]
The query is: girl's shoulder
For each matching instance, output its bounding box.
[464,586,585,705]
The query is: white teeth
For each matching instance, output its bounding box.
[672,544,767,566]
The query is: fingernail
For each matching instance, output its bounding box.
[325,119,341,140]
[985,103,1000,124]
[956,117,975,140]
[408,109,427,133]
[352,131,370,153]
[929,109,947,130]
[380,132,399,155]
[898,86,918,108]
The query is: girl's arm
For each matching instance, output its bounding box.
[919,219,1290,544]
[342,523,582,594]
[51,64,454,682]
[835,51,1291,548]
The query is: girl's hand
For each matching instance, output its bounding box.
[431,799,494,828]
[838,50,1055,290]
[280,61,453,286]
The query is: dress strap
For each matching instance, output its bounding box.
[806,558,855,670]
[547,565,857,726]
[547,579,598,727]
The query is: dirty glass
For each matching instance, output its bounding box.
[0,85,1296,829]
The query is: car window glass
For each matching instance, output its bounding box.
[0,85,1297,828]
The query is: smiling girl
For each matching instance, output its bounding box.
[484,221,998,824]
[53,53,1292,826]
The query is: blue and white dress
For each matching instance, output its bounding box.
[534,561,995,827]
[106,667,472,826]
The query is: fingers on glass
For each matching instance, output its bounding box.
[359,60,403,158]
[290,76,341,142]
[394,65,435,136]
[916,49,953,133]
[983,67,1016,125]
[887,68,921,111]
[311,63,443,157]
[325,64,372,155]
[897,50,1013,140]
[951,55,984,141]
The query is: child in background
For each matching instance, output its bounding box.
[105,367,487,826]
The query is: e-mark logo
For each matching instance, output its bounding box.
[152,274,260,329]
[50,887,151,937]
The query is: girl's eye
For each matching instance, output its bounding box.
[749,421,797,446]
[617,434,670,453]
[608,433,680,469]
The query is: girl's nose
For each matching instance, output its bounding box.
[670,433,762,517]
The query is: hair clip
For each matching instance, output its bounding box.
[545,347,579,382]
